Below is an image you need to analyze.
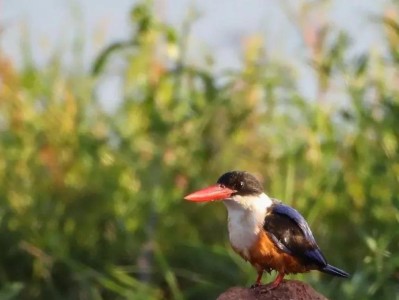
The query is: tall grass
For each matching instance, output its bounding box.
[0,1,398,299]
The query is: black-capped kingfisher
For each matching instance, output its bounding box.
[184,171,349,290]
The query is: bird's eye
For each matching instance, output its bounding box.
[239,181,244,189]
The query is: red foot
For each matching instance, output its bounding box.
[255,271,263,285]
[250,270,264,288]
[257,273,285,293]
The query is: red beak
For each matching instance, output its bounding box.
[184,184,236,202]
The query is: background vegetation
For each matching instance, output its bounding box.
[0,1,398,299]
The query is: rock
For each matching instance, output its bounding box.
[217,280,328,300]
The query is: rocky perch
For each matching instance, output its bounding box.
[217,280,328,300]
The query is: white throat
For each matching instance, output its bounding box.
[223,193,273,252]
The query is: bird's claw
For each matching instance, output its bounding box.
[250,283,260,289]
[258,284,276,294]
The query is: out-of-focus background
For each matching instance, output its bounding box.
[1,0,398,299]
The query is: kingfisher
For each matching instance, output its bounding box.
[184,171,349,290]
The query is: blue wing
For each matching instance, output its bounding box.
[271,203,317,244]
[264,201,327,267]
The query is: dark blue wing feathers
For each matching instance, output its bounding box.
[303,249,327,266]
[271,203,316,244]
[269,201,327,266]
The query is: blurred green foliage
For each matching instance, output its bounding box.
[1,1,399,299]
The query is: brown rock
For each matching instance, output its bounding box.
[217,280,328,300]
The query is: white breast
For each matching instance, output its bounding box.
[223,193,272,252]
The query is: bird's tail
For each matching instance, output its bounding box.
[321,264,350,278]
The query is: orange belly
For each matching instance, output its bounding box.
[232,230,312,274]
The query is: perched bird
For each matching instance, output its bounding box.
[184,171,349,290]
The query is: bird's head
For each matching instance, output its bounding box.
[184,171,264,203]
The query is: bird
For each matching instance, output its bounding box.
[184,170,349,290]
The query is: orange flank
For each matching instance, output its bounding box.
[249,231,311,274]
[232,231,312,286]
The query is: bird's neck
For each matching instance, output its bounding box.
[223,193,273,251]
